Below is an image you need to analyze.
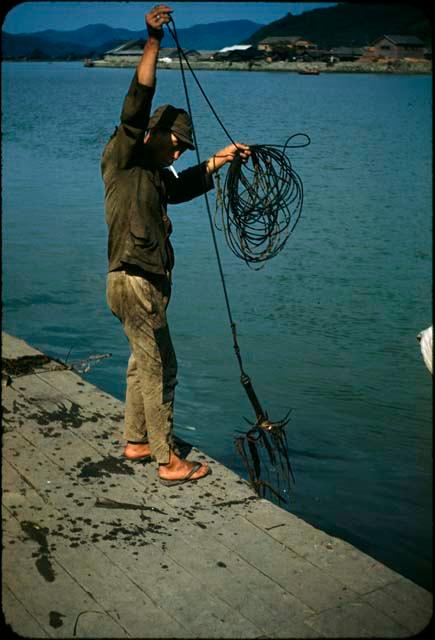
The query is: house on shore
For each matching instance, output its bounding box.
[102,39,145,64]
[213,44,264,62]
[329,46,365,62]
[101,40,209,65]
[157,48,204,62]
[257,36,318,62]
[257,36,316,52]
[363,35,427,60]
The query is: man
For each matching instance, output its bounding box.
[101,4,250,486]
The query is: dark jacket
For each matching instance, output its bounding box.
[101,72,214,275]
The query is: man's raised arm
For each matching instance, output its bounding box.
[138,4,173,88]
[101,5,173,174]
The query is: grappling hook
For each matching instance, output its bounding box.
[231,322,291,432]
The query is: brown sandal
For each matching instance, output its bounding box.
[158,462,211,486]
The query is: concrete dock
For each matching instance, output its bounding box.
[2,332,432,638]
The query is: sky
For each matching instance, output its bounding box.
[2,1,337,33]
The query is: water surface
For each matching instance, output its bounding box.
[2,62,432,590]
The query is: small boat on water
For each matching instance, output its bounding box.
[298,69,320,75]
[84,59,95,67]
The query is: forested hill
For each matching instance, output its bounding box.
[245,3,432,48]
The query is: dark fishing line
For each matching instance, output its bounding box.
[167,17,299,499]
[167,17,243,374]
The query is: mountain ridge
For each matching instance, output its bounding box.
[2,3,431,61]
[2,20,264,59]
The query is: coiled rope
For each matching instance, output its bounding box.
[167,19,309,271]
[215,135,310,268]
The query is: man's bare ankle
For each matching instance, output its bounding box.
[160,450,179,468]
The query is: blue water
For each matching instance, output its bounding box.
[2,62,432,591]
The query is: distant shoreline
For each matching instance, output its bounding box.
[96,58,432,75]
[4,58,432,75]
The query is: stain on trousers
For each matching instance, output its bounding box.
[106,269,178,463]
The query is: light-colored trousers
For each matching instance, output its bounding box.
[106,270,178,463]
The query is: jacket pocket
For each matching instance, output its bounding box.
[129,213,158,250]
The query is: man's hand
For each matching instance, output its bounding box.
[206,143,251,175]
[146,4,173,40]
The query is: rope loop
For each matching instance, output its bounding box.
[217,140,309,268]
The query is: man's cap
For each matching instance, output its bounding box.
[148,104,195,150]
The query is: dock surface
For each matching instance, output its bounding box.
[2,332,432,638]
